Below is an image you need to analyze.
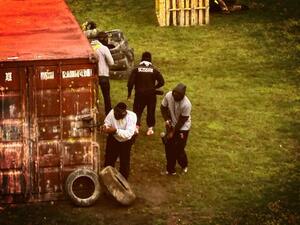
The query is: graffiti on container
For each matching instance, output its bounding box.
[0,171,25,194]
[9,104,16,117]
[0,125,21,141]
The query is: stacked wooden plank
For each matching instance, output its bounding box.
[156,0,209,26]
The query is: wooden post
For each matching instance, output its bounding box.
[155,0,209,26]
[166,0,170,26]
[205,0,209,24]
[172,0,177,25]
[191,0,196,25]
[198,0,203,25]
[180,0,184,26]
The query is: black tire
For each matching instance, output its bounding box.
[125,48,134,62]
[65,168,101,207]
[110,57,129,71]
[112,51,126,60]
[99,166,136,206]
[109,44,122,54]
[109,69,130,80]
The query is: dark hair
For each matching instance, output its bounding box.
[141,51,152,62]
[98,31,108,45]
[86,21,97,30]
[114,102,127,120]
[115,102,127,111]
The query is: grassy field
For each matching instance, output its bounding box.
[1,0,299,224]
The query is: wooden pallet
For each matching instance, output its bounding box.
[156,0,209,26]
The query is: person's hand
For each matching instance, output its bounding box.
[167,129,174,139]
[165,120,171,127]
[103,125,117,134]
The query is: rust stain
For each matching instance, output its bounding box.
[0,62,100,203]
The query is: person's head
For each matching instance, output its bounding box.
[98,31,108,46]
[172,83,187,102]
[141,51,152,62]
[86,20,97,30]
[114,102,127,120]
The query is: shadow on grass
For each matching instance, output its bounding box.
[0,193,158,225]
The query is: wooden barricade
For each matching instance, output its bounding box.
[156,0,209,26]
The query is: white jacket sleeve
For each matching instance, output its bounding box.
[105,47,114,66]
[115,113,137,141]
[104,110,114,127]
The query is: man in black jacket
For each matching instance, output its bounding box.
[127,51,164,136]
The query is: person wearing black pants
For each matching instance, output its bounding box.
[92,32,114,115]
[99,76,112,115]
[102,102,137,179]
[127,51,164,136]
[165,131,189,174]
[133,93,156,131]
[104,134,133,179]
[161,83,192,175]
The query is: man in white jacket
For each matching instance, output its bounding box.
[102,102,137,179]
[93,32,114,115]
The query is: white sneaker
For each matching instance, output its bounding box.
[146,127,154,136]
[182,167,188,173]
[165,171,176,176]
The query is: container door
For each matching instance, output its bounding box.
[30,66,63,199]
[0,67,29,202]
[30,64,100,201]
[60,65,98,179]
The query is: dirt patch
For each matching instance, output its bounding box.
[134,182,168,206]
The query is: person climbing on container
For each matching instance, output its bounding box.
[92,32,114,115]
[160,83,192,175]
[127,51,165,136]
[102,102,137,179]
[210,0,249,13]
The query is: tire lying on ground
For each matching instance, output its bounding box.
[65,168,101,207]
[99,166,136,206]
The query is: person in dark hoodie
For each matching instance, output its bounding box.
[127,51,165,136]
[160,83,192,175]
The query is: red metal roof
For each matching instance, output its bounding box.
[0,0,93,62]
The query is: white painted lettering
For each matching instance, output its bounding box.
[40,71,55,80]
[5,72,12,82]
[62,69,92,79]
[138,68,153,73]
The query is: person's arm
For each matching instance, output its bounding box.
[103,110,117,134]
[127,69,136,99]
[160,105,171,122]
[105,47,114,66]
[154,70,165,89]
[174,116,189,132]
[115,113,137,140]
[174,102,191,132]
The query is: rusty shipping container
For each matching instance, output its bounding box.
[0,0,101,203]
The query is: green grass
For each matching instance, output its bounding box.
[1,0,299,224]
